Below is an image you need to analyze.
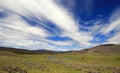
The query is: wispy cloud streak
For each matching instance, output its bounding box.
[0,0,120,50]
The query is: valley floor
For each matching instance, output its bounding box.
[0,53,120,73]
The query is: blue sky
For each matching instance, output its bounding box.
[0,0,120,51]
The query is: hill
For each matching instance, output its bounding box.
[68,44,120,54]
[0,47,35,54]
[0,51,17,56]
[87,44,120,54]
[0,47,62,54]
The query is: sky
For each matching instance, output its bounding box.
[0,0,120,51]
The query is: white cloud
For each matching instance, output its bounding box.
[62,32,93,46]
[0,0,78,32]
[100,18,120,34]
[100,8,120,34]
[0,14,78,50]
[106,32,120,44]
[0,0,95,50]
[110,7,120,21]
[100,8,120,44]
[0,14,49,38]
[0,14,52,50]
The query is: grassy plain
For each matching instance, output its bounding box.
[0,51,120,73]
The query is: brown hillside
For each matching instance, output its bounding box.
[87,44,120,54]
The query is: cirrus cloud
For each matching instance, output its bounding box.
[0,0,120,51]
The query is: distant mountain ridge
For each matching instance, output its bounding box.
[34,49,65,53]
[0,44,120,54]
[0,47,64,54]
[0,47,34,54]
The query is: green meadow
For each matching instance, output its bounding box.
[0,51,120,73]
